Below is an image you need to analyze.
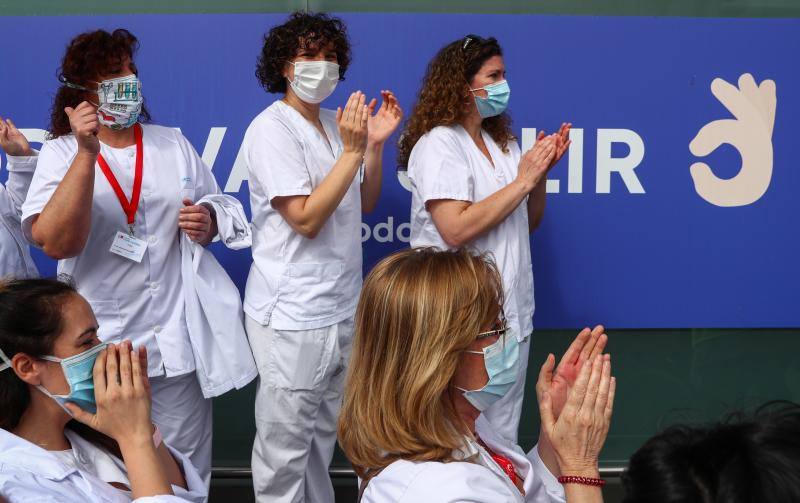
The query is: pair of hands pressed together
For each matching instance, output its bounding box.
[65,341,183,498]
[536,325,616,477]
[516,123,572,191]
[63,102,215,244]
[65,341,154,449]
[336,90,403,155]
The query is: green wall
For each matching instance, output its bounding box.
[211,328,800,470]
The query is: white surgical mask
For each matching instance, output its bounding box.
[287,61,340,104]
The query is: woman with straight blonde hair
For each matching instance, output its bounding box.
[339,248,616,502]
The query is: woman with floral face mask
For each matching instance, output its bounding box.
[399,35,571,443]
[20,29,248,486]
[0,278,206,502]
[338,248,615,502]
[241,11,403,503]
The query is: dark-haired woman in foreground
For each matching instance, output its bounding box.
[401,35,573,443]
[622,402,800,503]
[242,11,402,502]
[0,279,205,502]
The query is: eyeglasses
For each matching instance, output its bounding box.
[462,34,483,52]
[476,312,508,340]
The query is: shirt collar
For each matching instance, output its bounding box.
[0,428,78,481]
[453,434,481,461]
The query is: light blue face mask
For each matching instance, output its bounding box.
[0,344,103,415]
[470,80,511,119]
[456,330,519,411]
[36,344,105,414]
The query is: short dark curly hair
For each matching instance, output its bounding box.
[255,11,351,94]
[49,29,151,138]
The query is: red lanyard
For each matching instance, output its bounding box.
[489,452,518,484]
[96,123,143,235]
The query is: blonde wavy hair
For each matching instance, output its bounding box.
[338,247,504,481]
[396,35,515,168]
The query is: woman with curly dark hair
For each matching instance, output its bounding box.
[400,35,571,444]
[241,11,402,502]
[20,28,251,487]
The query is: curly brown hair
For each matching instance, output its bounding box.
[255,11,351,94]
[49,29,151,138]
[397,36,514,168]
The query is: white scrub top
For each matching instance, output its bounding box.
[242,100,362,330]
[21,124,222,377]
[408,125,534,342]
[362,415,565,502]
[0,427,206,502]
[0,152,38,279]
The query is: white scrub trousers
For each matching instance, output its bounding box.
[149,371,213,492]
[246,315,353,503]
[482,334,531,443]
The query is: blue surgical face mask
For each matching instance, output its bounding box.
[37,344,106,415]
[456,331,519,411]
[470,80,510,119]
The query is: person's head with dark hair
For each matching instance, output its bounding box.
[622,402,800,503]
[0,278,97,430]
[397,34,513,168]
[255,11,351,99]
[49,28,151,138]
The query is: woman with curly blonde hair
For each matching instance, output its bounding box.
[338,248,615,502]
[399,35,571,442]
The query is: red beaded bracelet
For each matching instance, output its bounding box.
[557,475,606,487]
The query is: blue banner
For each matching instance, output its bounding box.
[1,13,797,328]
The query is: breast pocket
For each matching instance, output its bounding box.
[87,299,125,343]
[281,261,344,318]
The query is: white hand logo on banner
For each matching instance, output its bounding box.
[689,73,776,207]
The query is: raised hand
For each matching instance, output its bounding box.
[65,342,154,448]
[337,91,369,155]
[366,90,403,145]
[538,123,572,169]
[539,354,616,477]
[0,117,33,156]
[65,101,100,155]
[516,133,557,190]
[537,325,607,420]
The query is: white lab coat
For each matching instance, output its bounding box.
[0,151,38,279]
[361,415,565,503]
[21,125,221,378]
[180,193,257,398]
[0,427,206,502]
[20,124,244,485]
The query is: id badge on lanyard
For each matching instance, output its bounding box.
[99,123,148,263]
